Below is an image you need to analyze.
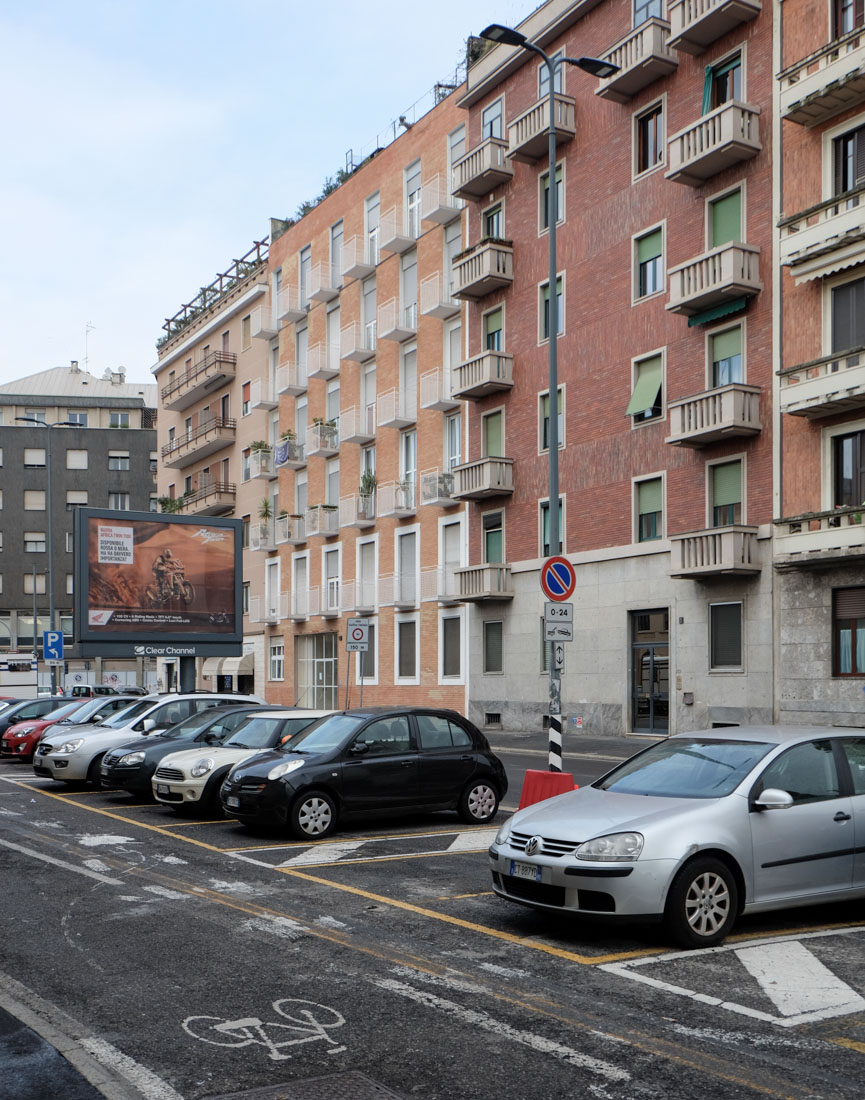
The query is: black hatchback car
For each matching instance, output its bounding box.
[219,706,507,840]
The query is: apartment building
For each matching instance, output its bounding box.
[0,363,157,690]
[774,0,865,725]
[453,0,773,734]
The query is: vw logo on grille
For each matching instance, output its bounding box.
[232,774,243,783]
[524,835,542,856]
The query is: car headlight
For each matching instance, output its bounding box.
[576,832,643,862]
[190,758,214,778]
[56,739,85,755]
[17,728,35,737]
[494,821,512,846]
[267,759,305,781]
[118,752,145,767]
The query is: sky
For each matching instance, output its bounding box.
[0,0,531,388]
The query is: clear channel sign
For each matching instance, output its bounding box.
[345,618,369,652]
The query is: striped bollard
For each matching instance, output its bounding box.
[548,712,563,773]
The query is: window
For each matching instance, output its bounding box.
[416,714,472,749]
[833,429,865,507]
[636,102,664,175]
[711,326,743,386]
[400,252,417,325]
[441,615,461,678]
[483,202,503,240]
[242,448,251,481]
[400,430,417,496]
[360,622,377,681]
[634,0,663,23]
[66,574,74,594]
[269,640,285,681]
[540,164,564,230]
[627,354,663,422]
[66,532,74,552]
[445,413,461,469]
[66,411,88,426]
[23,573,46,595]
[24,491,45,510]
[24,448,46,467]
[540,276,564,340]
[711,460,742,525]
[327,306,341,371]
[709,189,741,248]
[66,490,88,508]
[25,408,47,424]
[833,123,865,195]
[354,715,411,755]
[540,498,563,556]
[242,582,250,614]
[835,0,865,37]
[295,470,308,516]
[483,307,503,351]
[366,193,380,266]
[484,620,504,674]
[538,51,563,96]
[759,741,840,804]
[482,409,503,457]
[150,495,158,512]
[405,161,422,239]
[325,457,340,507]
[448,125,466,175]
[326,377,340,427]
[705,53,742,112]
[241,315,251,349]
[831,276,865,353]
[242,381,251,415]
[710,602,742,669]
[397,529,417,605]
[483,511,503,563]
[834,587,865,676]
[637,478,663,542]
[299,245,312,306]
[108,492,130,510]
[481,98,503,139]
[330,221,344,282]
[397,619,417,679]
[540,388,564,451]
[108,451,130,471]
[25,532,46,552]
[635,228,663,298]
[109,412,130,428]
[241,516,250,548]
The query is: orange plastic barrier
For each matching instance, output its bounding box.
[517,769,578,810]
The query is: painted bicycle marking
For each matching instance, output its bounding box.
[182,997,346,1060]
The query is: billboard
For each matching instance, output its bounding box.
[74,509,242,648]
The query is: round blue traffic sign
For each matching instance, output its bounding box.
[540,556,576,601]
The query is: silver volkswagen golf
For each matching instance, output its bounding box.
[490,726,865,948]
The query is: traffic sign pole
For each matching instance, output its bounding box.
[540,557,576,773]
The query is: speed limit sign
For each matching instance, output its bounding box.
[346,617,370,652]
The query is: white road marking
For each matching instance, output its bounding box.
[83,859,111,873]
[480,962,531,979]
[81,1036,184,1100]
[277,840,367,867]
[373,978,629,1083]
[735,941,865,1020]
[242,916,306,940]
[0,838,123,885]
[143,885,192,901]
[447,827,498,852]
[75,834,139,847]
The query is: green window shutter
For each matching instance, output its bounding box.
[711,190,741,248]
[484,411,503,456]
[485,527,503,564]
[638,478,663,515]
[712,326,742,363]
[701,65,714,114]
[712,461,742,507]
[625,356,662,416]
[637,229,662,263]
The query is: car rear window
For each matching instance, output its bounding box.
[416,714,472,749]
[595,738,773,798]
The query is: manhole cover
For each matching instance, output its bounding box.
[203,1070,405,1100]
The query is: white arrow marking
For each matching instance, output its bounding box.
[735,941,865,1020]
[277,840,367,867]
[446,828,498,852]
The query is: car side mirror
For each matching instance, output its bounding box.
[349,742,369,756]
[202,732,220,744]
[141,718,157,734]
[754,788,794,811]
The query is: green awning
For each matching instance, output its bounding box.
[626,357,662,416]
[687,296,747,327]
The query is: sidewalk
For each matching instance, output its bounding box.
[0,1005,104,1100]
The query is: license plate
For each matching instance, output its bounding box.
[510,860,541,882]
[226,796,239,808]
[156,784,170,795]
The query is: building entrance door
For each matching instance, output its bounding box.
[295,632,338,709]
[630,609,669,734]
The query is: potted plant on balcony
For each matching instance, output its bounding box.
[249,439,271,453]
[358,470,376,519]
[258,497,273,521]
[279,429,296,441]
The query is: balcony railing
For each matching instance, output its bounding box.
[290,589,310,621]
[339,404,376,444]
[669,525,760,577]
[250,304,278,340]
[507,94,576,161]
[161,417,236,469]
[454,563,513,601]
[779,186,865,279]
[420,565,461,605]
[342,235,377,280]
[779,26,865,127]
[452,350,514,400]
[422,174,462,225]
[276,363,307,396]
[666,242,761,315]
[277,284,306,323]
[377,479,416,517]
[668,0,761,56]
[666,384,762,446]
[304,504,339,538]
[249,378,277,410]
[306,423,339,457]
[451,137,514,201]
[420,272,460,319]
[176,481,236,516]
[453,239,514,300]
[249,593,288,624]
[341,321,377,362]
[377,387,417,429]
[378,298,418,342]
[317,578,343,618]
[339,494,376,529]
[309,262,340,302]
[666,102,761,186]
[420,368,460,411]
[274,513,306,544]
[161,350,237,412]
[274,438,306,469]
[379,573,418,609]
[779,345,865,418]
[248,449,277,480]
[775,506,865,567]
[249,522,276,552]
[420,468,457,507]
[451,457,514,500]
[307,343,340,381]
[380,206,418,254]
[354,577,378,613]
[595,21,677,103]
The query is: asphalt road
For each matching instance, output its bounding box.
[3,735,865,1100]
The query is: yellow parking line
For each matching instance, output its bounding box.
[221,824,497,852]
[439,891,495,900]
[830,1038,865,1054]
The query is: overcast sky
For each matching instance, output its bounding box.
[0,0,530,388]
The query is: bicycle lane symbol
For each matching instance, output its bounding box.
[182,998,347,1061]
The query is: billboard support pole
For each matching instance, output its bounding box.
[178,656,196,694]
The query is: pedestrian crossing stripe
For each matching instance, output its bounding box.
[272,828,500,869]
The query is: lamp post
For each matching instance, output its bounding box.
[16,417,78,695]
[479,25,617,769]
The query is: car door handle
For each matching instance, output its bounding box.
[834,811,852,822]
[401,760,415,767]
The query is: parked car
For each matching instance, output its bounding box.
[220,707,507,840]
[40,694,140,738]
[100,703,277,796]
[119,687,150,696]
[3,694,142,764]
[32,692,264,785]
[0,697,75,738]
[67,685,118,698]
[490,726,865,949]
[153,710,331,812]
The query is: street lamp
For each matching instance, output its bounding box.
[16,417,78,695]
[479,25,618,770]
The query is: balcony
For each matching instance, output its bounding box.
[669,525,760,577]
[340,321,377,363]
[250,305,278,340]
[277,284,306,324]
[249,378,277,410]
[306,422,339,457]
[453,239,514,300]
[248,448,277,481]
[666,384,762,446]
[452,351,513,401]
[339,494,376,529]
[666,242,761,316]
[274,513,306,544]
[161,417,235,469]
[779,345,865,417]
[378,298,418,342]
[304,504,339,539]
[249,594,288,624]
[420,368,460,411]
[379,573,418,609]
[420,565,461,605]
[420,468,457,507]
[451,457,514,500]
[176,480,235,516]
[274,438,306,470]
[290,590,310,622]
[317,578,343,618]
[340,404,376,444]
[422,175,461,225]
[595,21,678,103]
[377,480,416,517]
[775,507,865,568]
[507,94,576,161]
[307,343,340,381]
[779,187,865,282]
[667,0,761,56]
[380,206,418,254]
[779,27,865,127]
[249,522,276,553]
[666,102,761,186]
[309,263,340,302]
[419,272,460,321]
[451,138,514,201]
[276,364,307,397]
[342,236,376,280]
[454,563,513,601]
[161,351,237,412]
[354,578,378,614]
[377,387,417,430]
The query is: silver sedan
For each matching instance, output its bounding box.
[490,726,865,948]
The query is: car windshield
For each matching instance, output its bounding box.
[160,709,234,740]
[224,716,292,750]
[99,700,155,727]
[594,738,774,798]
[285,714,364,754]
[43,701,87,721]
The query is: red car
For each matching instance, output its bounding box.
[1,699,92,762]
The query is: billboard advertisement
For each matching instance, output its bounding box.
[74,509,242,647]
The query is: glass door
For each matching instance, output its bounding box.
[630,609,669,733]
